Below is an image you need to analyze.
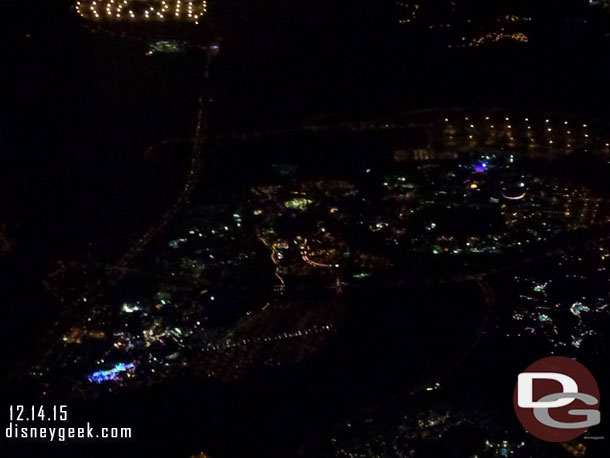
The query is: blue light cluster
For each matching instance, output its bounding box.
[88,363,135,383]
[474,162,488,173]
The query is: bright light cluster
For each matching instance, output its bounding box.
[75,0,206,22]
[454,31,529,48]
[396,1,420,24]
[88,363,135,383]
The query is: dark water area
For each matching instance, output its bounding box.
[211,0,610,129]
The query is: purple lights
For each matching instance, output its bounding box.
[88,363,135,384]
[474,162,488,173]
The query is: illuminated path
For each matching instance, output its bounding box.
[41,46,217,324]
[110,49,215,280]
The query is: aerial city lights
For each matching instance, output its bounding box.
[75,0,207,22]
[23,111,610,399]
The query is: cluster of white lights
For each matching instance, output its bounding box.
[441,115,610,150]
[75,0,206,22]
